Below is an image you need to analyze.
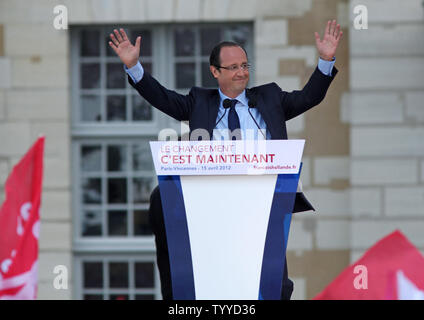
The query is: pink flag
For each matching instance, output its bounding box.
[0,137,44,299]
[314,230,424,300]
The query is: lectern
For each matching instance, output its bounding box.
[150,139,305,300]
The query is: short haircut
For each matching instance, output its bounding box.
[209,41,248,67]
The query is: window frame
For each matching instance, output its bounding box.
[73,253,161,300]
[71,138,157,244]
[70,25,170,137]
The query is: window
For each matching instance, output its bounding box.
[76,256,157,300]
[76,140,156,238]
[71,23,253,300]
[76,28,154,123]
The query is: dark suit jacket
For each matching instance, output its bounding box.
[128,66,338,212]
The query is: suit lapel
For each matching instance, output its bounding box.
[253,91,278,139]
[207,90,221,137]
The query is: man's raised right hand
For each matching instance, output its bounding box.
[109,28,141,69]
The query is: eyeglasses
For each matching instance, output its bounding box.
[215,63,251,72]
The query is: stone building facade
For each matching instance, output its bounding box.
[0,0,423,299]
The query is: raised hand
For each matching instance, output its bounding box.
[314,20,343,61]
[109,28,141,68]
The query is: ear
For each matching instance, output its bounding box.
[210,65,220,79]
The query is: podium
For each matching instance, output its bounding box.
[150,139,305,300]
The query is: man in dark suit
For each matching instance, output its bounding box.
[109,20,343,300]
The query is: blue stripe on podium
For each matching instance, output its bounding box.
[259,165,302,300]
[158,175,196,300]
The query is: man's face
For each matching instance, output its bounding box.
[210,46,249,98]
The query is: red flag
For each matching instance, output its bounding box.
[384,269,424,300]
[0,136,45,299]
[314,230,424,300]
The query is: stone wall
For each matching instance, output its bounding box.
[0,0,72,299]
[345,0,424,265]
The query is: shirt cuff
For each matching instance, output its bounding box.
[124,61,144,83]
[317,57,336,76]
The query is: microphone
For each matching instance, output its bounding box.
[248,96,257,109]
[214,99,232,128]
[223,98,233,109]
[247,96,267,139]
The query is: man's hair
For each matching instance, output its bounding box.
[209,41,248,68]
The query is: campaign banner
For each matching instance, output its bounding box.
[150,139,305,176]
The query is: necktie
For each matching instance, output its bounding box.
[228,99,241,140]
